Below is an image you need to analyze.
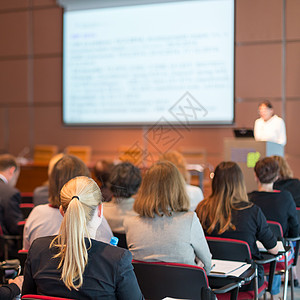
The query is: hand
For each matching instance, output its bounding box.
[8,275,24,291]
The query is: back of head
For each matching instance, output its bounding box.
[109,162,142,199]
[254,157,279,184]
[134,161,189,218]
[196,161,249,234]
[48,153,65,177]
[159,150,189,182]
[52,176,102,291]
[0,154,18,172]
[93,159,114,186]
[49,155,90,208]
[272,155,293,180]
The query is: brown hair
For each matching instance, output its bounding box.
[259,100,273,109]
[254,157,279,184]
[0,154,18,172]
[159,151,189,182]
[134,161,190,218]
[196,161,251,235]
[49,155,90,208]
[272,155,293,180]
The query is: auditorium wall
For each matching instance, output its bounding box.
[0,0,300,177]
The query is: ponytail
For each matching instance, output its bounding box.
[50,176,102,290]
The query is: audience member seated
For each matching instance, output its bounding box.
[33,153,64,206]
[22,176,143,299]
[23,155,113,250]
[93,159,114,202]
[272,155,300,207]
[124,161,211,274]
[0,276,23,300]
[103,162,141,234]
[0,154,23,258]
[196,161,278,294]
[159,151,204,211]
[248,157,299,299]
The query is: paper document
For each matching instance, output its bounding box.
[210,259,251,277]
[256,240,285,252]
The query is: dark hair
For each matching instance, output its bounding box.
[0,154,18,172]
[254,157,279,184]
[93,160,114,186]
[49,155,91,208]
[109,162,141,198]
[259,100,273,109]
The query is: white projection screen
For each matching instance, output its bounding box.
[59,0,235,126]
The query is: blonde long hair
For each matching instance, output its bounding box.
[50,176,102,290]
[196,161,251,234]
[134,161,190,218]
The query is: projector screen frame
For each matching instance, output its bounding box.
[60,0,236,128]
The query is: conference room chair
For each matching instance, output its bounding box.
[266,220,299,300]
[18,249,28,275]
[112,232,128,249]
[21,192,33,204]
[206,237,277,300]
[64,145,91,164]
[22,296,74,300]
[0,225,22,260]
[132,260,239,300]
[20,203,34,219]
[33,145,58,166]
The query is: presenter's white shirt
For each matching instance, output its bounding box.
[254,115,286,146]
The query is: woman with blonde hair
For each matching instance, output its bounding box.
[196,161,278,292]
[159,151,204,211]
[272,155,300,207]
[124,161,211,274]
[22,176,143,299]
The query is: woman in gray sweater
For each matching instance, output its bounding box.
[124,161,212,274]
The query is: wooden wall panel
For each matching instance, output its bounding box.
[0,60,29,103]
[33,0,57,7]
[286,0,300,40]
[286,43,300,98]
[236,0,282,43]
[0,1,29,10]
[32,106,144,162]
[8,107,31,155]
[0,11,29,57]
[34,57,61,103]
[33,7,62,55]
[285,100,300,156]
[235,101,258,127]
[236,44,282,98]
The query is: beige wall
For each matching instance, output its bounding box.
[0,0,300,175]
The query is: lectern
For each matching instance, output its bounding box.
[224,138,284,192]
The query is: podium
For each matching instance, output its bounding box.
[224,138,284,192]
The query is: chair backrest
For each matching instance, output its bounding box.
[65,145,91,164]
[266,221,284,240]
[20,203,34,219]
[33,145,58,165]
[22,296,74,300]
[112,232,128,249]
[206,237,252,262]
[132,260,215,300]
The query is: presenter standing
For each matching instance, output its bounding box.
[254,100,286,146]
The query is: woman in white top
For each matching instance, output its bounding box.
[254,100,286,146]
[159,151,204,211]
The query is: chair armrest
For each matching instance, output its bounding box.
[286,236,300,242]
[212,281,241,294]
[254,253,278,265]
